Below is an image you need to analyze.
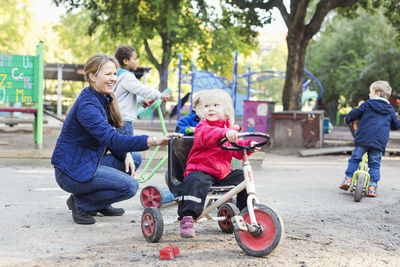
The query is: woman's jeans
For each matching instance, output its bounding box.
[55,154,139,213]
[345,145,382,185]
[116,120,142,168]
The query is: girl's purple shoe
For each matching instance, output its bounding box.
[180,216,195,238]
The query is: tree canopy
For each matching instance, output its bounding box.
[222,0,400,110]
[306,8,400,121]
[0,0,33,54]
[55,0,257,91]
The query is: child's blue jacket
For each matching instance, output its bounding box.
[175,111,200,135]
[51,86,149,182]
[345,98,400,151]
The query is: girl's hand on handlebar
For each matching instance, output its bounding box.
[233,124,242,131]
[148,133,183,147]
[226,130,238,143]
[250,141,261,152]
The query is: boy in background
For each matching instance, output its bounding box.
[114,45,170,175]
[175,92,203,136]
[340,81,400,197]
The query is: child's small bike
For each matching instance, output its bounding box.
[348,122,370,202]
[349,153,370,202]
[140,132,284,257]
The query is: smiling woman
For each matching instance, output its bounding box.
[50,53,183,225]
[86,57,118,96]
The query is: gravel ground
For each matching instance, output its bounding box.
[0,117,399,266]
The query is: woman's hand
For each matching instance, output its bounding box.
[124,152,135,177]
[147,133,183,147]
[226,130,238,143]
[250,141,261,152]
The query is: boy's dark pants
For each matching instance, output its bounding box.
[177,169,248,220]
[345,145,382,184]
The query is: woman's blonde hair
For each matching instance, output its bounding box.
[201,89,235,125]
[67,54,123,128]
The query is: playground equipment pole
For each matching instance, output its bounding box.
[190,58,195,111]
[177,53,182,121]
[232,51,238,112]
[247,62,251,100]
[34,41,44,149]
[304,67,324,103]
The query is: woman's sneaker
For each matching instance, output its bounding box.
[180,216,195,238]
[66,194,95,225]
[339,177,352,191]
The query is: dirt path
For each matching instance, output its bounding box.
[0,152,399,267]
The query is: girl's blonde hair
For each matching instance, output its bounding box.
[370,80,392,99]
[67,54,123,128]
[201,89,235,125]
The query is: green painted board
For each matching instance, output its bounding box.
[0,41,44,148]
[0,54,38,103]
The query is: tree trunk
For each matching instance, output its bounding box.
[282,30,309,111]
[157,62,169,92]
[143,37,170,92]
[143,37,171,116]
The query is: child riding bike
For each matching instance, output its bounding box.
[177,89,260,238]
[340,81,400,197]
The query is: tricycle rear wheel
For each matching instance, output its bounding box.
[140,186,164,208]
[218,203,240,233]
[141,207,164,243]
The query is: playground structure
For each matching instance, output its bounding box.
[153,51,324,121]
[0,41,44,148]
[0,44,325,150]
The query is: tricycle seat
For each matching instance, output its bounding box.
[167,136,193,194]
[167,136,235,195]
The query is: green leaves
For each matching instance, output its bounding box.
[54,0,259,92]
[306,7,400,119]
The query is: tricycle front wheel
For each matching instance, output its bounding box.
[234,204,284,257]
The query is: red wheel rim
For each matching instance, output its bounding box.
[238,209,277,251]
[142,213,155,236]
[141,187,161,208]
[218,207,233,230]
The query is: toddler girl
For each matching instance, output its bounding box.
[177,89,259,238]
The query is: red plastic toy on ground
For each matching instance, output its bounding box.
[159,246,180,260]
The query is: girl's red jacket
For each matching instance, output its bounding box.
[184,119,253,180]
